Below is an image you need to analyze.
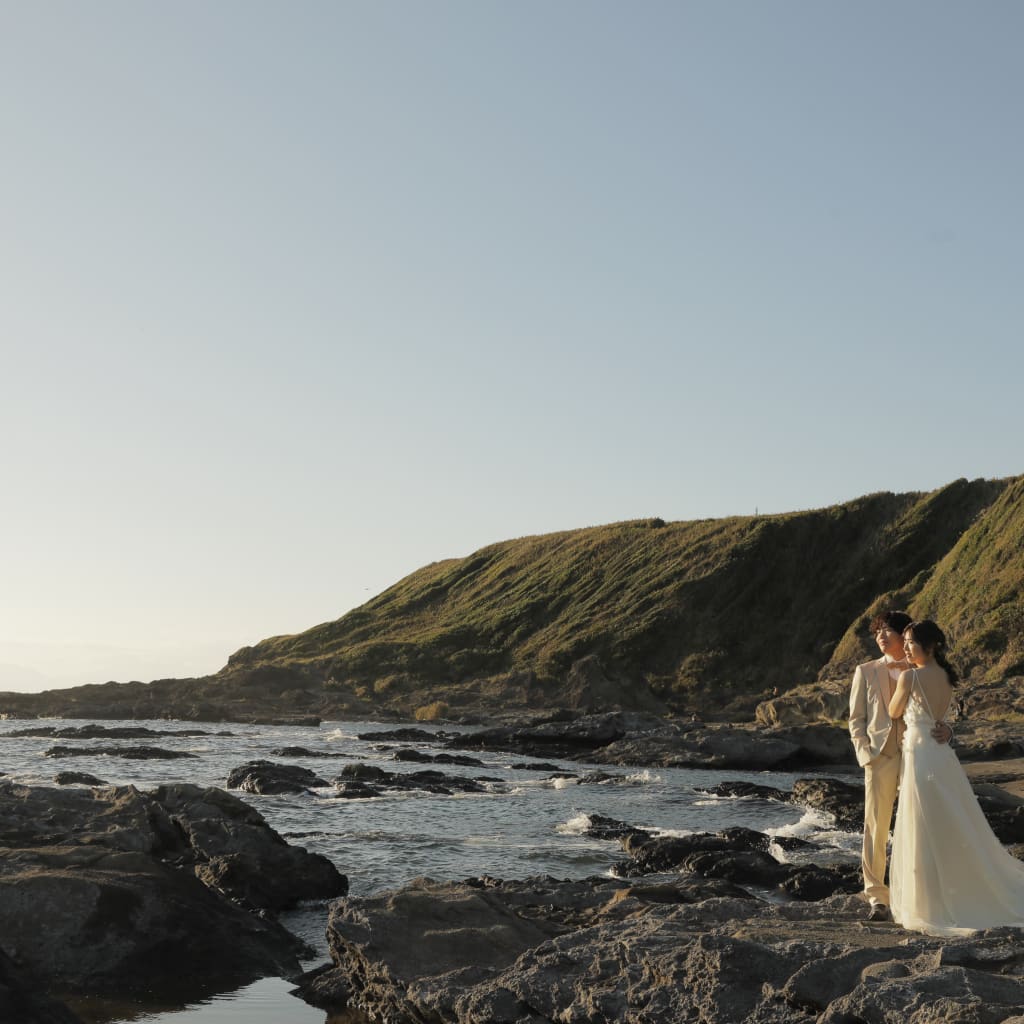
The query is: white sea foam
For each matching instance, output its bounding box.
[555,812,593,836]
[692,792,766,803]
[323,727,361,742]
[766,806,835,837]
[552,776,579,790]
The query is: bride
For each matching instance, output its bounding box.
[888,619,1024,936]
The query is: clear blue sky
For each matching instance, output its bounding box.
[2,2,1021,691]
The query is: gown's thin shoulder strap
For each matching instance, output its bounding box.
[912,668,937,720]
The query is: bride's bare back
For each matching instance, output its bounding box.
[890,663,952,722]
[911,663,953,722]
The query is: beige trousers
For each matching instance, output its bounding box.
[861,726,901,905]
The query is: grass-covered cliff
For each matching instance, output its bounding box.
[2,475,1020,723]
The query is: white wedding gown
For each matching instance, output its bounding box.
[890,671,1024,936]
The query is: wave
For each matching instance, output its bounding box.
[555,812,594,835]
[766,806,835,836]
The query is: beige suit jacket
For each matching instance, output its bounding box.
[849,656,898,768]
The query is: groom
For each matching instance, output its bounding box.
[848,609,951,921]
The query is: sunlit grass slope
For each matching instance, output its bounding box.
[225,476,1011,709]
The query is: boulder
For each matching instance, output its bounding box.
[8,725,214,740]
[0,845,306,1000]
[154,783,348,912]
[330,764,489,797]
[790,777,866,831]
[0,779,347,1004]
[44,745,198,760]
[269,746,351,758]
[54,772,107,787]
[755,680,849,728]
[225,760,329,794]
[614,825,858,901]
[0,945,82,1024]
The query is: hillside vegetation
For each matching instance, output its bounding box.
[226,475,1009,712]
[2,475,1019,723]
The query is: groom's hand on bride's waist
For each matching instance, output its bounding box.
[931,721,953,745]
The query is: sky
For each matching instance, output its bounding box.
[2,1,1022,691]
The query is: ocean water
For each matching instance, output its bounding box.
[0,718,861,1023]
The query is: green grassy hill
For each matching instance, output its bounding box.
[218,475,1011,715]
[2,475,1019,723]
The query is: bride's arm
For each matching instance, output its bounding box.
[889,671,912,718]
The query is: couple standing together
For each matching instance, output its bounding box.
[849,610,1024,936]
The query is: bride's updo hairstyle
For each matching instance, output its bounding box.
[905,620,960,685]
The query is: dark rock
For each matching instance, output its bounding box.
[576,770,623,784]
[779,863,862,900]
[578,814,652,841]
[0,780,336,1003]
[697,780,790,802]
[154,783,348,912]
[54,772,107,786]
[680,848,791,887]
[357,727,453,743]
[269,746,351,758]
[456,711,675,760]
[0,844,306,1000]
[337,763,387,782]
[790,777,866,831]
[391,747,433,763]
[390,748,487,767]
[44,745,198,760]
[247,715,322,727]
[509,762,563,771]
[330,764,488,798]
[972,784,1024,844]
[333,782,379,799]
[617,826,785,876]
[8,726,214,740]
[0,944,82,1023]
[293,875,1024,1024]
[225,760,329,795]
[614,825,853,900]
[591,722,803,769]
[432,753,486,767]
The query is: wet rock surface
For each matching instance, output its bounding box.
[9,725,220,739]
[53,771,108,786]
[269,745,352,758]
[330,763,491,798]
[0,779,347,1013]
[446,711,859,770]
[44,744,199,760]
[295,874,1024,1023]
[0,945,82,1024]
[390,748,486,767]
[226,759,330,794]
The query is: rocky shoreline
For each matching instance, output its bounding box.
[4,713,1024,1023]
[0,777,347,1023]
[296,876,1024,1024]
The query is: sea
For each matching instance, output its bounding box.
[0,717,861,1023]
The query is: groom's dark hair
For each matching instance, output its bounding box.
[869,609,912,634]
